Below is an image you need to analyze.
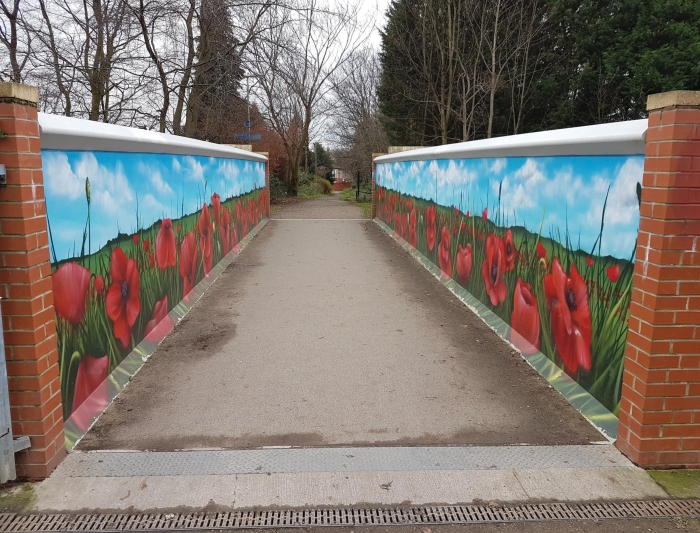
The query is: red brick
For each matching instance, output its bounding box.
[0,119,38,136]
[666,396,700,410]
[668,369,700,382]
[662,109,700,125]
[0,102,28,118]
[663,424,700,438]
[1,216,47,235]
[658,451,700,465]
[672,411,694,424]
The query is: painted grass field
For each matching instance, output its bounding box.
[376,185,633,414]
[50,185,267,424]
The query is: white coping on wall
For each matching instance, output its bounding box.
[374,119,647,163]
[38,113,267,162]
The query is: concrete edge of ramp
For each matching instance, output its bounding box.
[34,445,668,512]
[34,467,667,512]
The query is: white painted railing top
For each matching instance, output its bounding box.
[38,113,267,162]
[374,119,647,163]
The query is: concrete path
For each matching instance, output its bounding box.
[34,196,667,511]
[78,195,600,450]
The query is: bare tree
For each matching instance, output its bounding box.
[247,0,368,196]
[0,0,30,82]
[331,46,387,179]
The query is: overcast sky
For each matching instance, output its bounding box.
[357,0,391,48]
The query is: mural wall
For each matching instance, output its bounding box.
[375,155,643,415]
[43,150,267,442]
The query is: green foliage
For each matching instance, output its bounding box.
[314,177,332,194]
[379,0,700,142]
[296,172,332,198]
[307,142,334,181]
[340,186,371,204]
[270,175,288,202]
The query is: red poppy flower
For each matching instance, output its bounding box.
[586,257,594,268]
[466,210,470,218]
[106,247,141,348]
[401,212,409,240]
[456,243,473,285]
[148,253,155,268]
[607,264,620,283]
[198,204,213,274]
[409,209,418,248]
[71,355,109,415]
[482,234,507,306]
[426,205,437,251]
[482,208,488,221]
[536,241,547,259]
[93,275,105,298]
[504,229,516,271]
[405,199,413,210]
[142,239,150,253]
[379,188,385,202]
[454,207,460,218]
[221,208,232,255]
[176,223,181,233]
[180,231,198,295]
[544,258,592,374]
[212,193,221,225]
[231,225,240,252]
[438,226,452,279]
[393,212,401,237]
[52,262,91,324]
[156,218,177,269]
[144,295,170,337]
[510,278,540,354]
[133,234,139,245]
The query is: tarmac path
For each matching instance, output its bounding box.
[79,194,601,451]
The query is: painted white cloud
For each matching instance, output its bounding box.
[183,156,204,182]
[490,159,506,174]
[606,158,643,225]
[138,163,173,196]
[44,151,84,200]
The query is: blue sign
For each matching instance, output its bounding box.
[235,133,249,140]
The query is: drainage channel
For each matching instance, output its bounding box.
[2,500,699,532]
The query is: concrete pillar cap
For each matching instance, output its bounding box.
[647,90,700,111]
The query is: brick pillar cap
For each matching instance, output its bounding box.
[647,90,700,111]
[0,83,38,104]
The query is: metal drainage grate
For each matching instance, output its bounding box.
[1,501,699,532]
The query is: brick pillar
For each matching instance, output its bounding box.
[617,90,700,469]
[371,153,386,220]
[0,83,65,478]
[255,152,270,218]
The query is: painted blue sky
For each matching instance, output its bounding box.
[43,150,266,262]
[376,155,644,259]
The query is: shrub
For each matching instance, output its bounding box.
[314,177,332,194]
[270,175,287,202]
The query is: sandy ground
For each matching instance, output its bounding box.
[79,196,602,451]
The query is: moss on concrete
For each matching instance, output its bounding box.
[0,483,37,511]
[649,470,700,499]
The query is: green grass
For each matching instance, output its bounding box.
[340,186,372,217]
[649,470,700,498]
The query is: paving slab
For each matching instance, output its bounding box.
[35,444,666,512]
[77,196,601,451]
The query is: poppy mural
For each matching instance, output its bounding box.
[43,149,267,443]
[375,155,643,418]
